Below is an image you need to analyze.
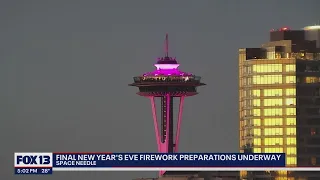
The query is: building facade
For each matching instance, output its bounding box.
[239,26,320,180]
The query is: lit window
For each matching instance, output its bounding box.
[285,98,296,106]
[265,147,283,153]
[285,88,296,96]
[254,148,261,153]
[253,64,282,73]
[253,119,261,126]
[286,65,296,72]
[253,90,260,97]
[264,118,283,126]
[264,89,283,96]
[264,108,282,116]
[265,128,283,135]
[286,138,296,145]
[254,129,261,136]
[253,99,260,106]
[311,157,316,165]
[286,157,297,165]
[254,138,261,145]
[264,99,282,106]
[277,170,287,176]
[286,76,296,83]
[265,138,283,145]
[286,118,296,125]
[267,51,275,59]
[311,128,316,135]
[253,109,261,116]
[240,171,247,177]
[286,128,296,135]
[253,75,282,84]
[286,147,296,155]
[286,108,296,115]
[306,77,319,83]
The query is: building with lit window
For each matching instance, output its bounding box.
[239,26,320,180]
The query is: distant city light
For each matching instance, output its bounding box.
[280,27,290,31]
[304,25,320,30]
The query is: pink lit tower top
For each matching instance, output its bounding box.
[129,34,205,176]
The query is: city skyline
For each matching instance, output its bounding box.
[1,1,318,180]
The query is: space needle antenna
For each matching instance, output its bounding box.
[165,33,169,57]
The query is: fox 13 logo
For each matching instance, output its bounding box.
[14,153,53,167]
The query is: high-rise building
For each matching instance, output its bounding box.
[239,26,320,180]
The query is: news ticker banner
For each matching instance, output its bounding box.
[14,152,288,175]
[14,152,320,175]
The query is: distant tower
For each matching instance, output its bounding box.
[304,25,320,48]
[129,34,205,176]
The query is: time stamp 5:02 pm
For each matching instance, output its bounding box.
[15,168,52,175]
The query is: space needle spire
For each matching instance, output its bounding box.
[165,33,169,57]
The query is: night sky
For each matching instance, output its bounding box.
[0,0,318,179]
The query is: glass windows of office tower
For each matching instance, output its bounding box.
[277,171,289,179]
[264,108,282,116]
[267,51,275,59]
[285,88,296,96]
[286,138,296,145]
[254,138,261,145]
[285,64,296,72]
[254,148,261,153]
[253,90,260,97]
[264,99,282,106]
[265,147,283,153]
[275,52,282,59]
[286,147,296,155]
[244,90,251,97]
[286,128,296,135]
[243,77,252,85]
[285,76,296,83]
[285,98,296,106]
[252,64,282,73]
[265,138,283,145]
[253,75,282,84]
[243,110,249,116]
[264,118,283,126]
[253,119,261,126]
[264,128,283,135]
[286,118,296,125]
[243,119,249,126]
[306,77,319,83]
[286,108,296,115]
[253,129,261,136]
[264,89,282,97]
[286,157,297,165]
[253,109,261,116]
[253,99,260,106]
[242,66,252,74]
